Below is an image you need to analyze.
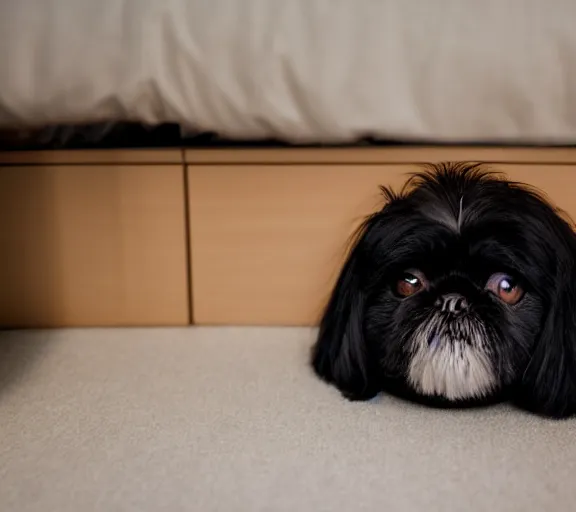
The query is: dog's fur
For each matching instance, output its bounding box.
[311,163,576,419]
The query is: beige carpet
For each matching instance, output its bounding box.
[0,327,574,512]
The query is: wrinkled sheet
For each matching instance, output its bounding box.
[1,0,576,144]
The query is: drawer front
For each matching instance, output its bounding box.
[187,163,576,326]
[188,165,410,325]
[0,165,189,327]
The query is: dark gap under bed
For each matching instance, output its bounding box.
[1,122,575,151]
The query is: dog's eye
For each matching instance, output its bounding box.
[486,273,524,305]
[396,271,427,298]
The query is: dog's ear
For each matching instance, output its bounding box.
[311,214,382,401]
[516,215,576,419]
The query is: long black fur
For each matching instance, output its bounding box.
[311,162,576,419]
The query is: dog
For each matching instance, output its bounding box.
[311,162,576,419]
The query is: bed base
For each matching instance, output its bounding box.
[1,146,575,327]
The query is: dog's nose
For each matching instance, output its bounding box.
[437,293,469,314]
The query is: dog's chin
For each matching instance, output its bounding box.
[382,377,506,411]
[407,334,497,402]
[396,312,501,405]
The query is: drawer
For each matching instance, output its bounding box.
[187,165,409,325]
[187,163,576,326]
[0,165,189,327]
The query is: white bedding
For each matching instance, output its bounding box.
[1,0,576,144]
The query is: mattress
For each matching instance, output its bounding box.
[1,0,576,144]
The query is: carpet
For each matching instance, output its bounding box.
[1,327,574,512]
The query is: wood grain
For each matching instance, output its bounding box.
[187,164,576,326]
[185,147,576,165]
[0,149,182,165]
[188,165,409,325]
[0,165,189,327]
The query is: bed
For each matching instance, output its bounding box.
[2,0,576,144]
[1,1,576,328]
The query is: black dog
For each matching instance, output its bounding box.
[311,163,576,419]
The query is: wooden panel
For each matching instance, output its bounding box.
[187,164,576,326]
[5,146,576,166]
[0,165,189,327]
[0,149,182,165]
[185,147,576,165]
[187,165,409,325]
[496,165,576,223]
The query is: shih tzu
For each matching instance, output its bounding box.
[311,163,576,419]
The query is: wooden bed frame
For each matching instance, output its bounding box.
[2,146,576,328]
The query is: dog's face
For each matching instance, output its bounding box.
[312,163,576,418]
